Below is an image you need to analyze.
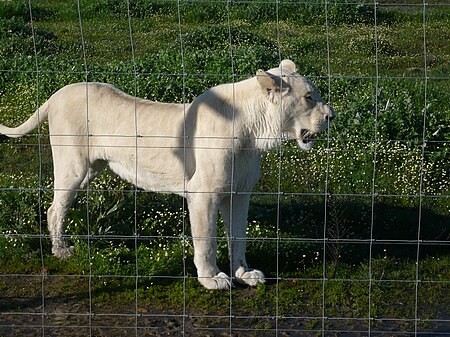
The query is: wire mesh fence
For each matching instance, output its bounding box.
[0,0,449,336]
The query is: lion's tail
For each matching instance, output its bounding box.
[0,100,50,138]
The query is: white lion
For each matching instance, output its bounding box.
[0,60,334,289]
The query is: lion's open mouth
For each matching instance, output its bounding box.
[300,129,315,144]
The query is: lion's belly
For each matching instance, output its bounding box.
[108,159,186,195]
[95,136,189,196]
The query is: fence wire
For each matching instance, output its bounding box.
[0,0,449,336]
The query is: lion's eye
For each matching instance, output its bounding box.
[305,95,313,102]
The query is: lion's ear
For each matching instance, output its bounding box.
[256,70,289,102]
[279,59,296,73]
[256,70,279,91]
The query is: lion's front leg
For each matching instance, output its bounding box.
[188,194,232,290]
[219,195,266,287]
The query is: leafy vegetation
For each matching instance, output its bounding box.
[0,0,449,334]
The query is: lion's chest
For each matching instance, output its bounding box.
[187,146,261,194]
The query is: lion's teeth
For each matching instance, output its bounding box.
[298,129,315,144]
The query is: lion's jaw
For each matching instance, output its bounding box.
[305,105,334,150]
[285,101,334,151]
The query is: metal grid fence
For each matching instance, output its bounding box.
[0,0,449,336]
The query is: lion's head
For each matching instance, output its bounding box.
[257,59,334,150]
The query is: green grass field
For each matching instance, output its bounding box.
[0,0,449,335]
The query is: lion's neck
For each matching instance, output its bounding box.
[236,79,284,151]
[252,110,284,151]
[207,77,285,152]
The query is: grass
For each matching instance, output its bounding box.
[0,0,449,334]
[0,256,448,334]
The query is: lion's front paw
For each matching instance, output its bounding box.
[235,268,265,286]
[198,272,232,290]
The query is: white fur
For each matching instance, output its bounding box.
[0,60,334,289]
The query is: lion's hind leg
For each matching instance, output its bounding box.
[47,148,90,259]
[48,189,77,259]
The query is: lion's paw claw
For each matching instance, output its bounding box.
[236,269,265,286]
[199,272,232,290]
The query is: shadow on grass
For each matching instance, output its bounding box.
[245,195,449,277]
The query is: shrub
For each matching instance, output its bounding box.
[181,1,228,24]
[183,25,277,52]
[0,16,59,58]
[328,4,375,25]
[0,0,53,22]
[86,0,177,19]
[0,173,45,256]
[231,2,375,26]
